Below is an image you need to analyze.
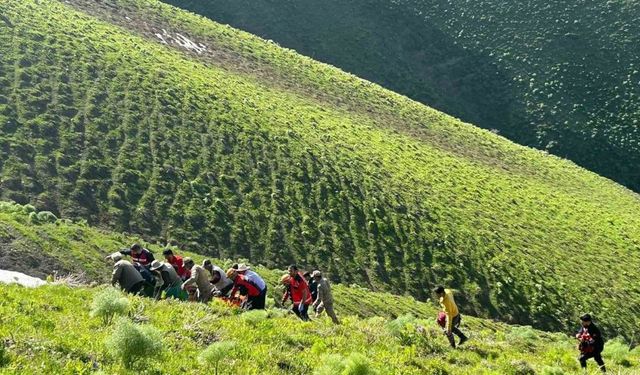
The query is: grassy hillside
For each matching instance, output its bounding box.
[164,0,640,192]
[2,284,639,374]
[0,206,638,374]
[1,0,640,340]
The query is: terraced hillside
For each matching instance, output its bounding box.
[165,0,640,192]
[0,203,639,374]
[1,0,640,339]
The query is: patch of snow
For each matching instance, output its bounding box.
[154,29,207,54]
[0,269,47,288]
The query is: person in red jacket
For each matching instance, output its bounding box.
[281,265,312,321]
[162,249,190,280]
[226,267,267,310]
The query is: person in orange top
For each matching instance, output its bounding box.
[281,265,312,321]
[434,286,468,348]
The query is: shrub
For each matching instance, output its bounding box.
[105,318,163,369]
[386,314,417,344]
[199,341,237,375]
[314,354,347,375]
[342,353,377,375]
[90,287,130,325]
[240,310,268,326]
[508,360,535,375]
[36,211,57,223]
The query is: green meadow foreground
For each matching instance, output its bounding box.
[1,284,639,375]
[0,203,639,374]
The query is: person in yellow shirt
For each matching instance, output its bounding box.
[434,286,468,348]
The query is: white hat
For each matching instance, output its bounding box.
[312,270,322,278]
[237,264,251,272]
[149,260,164,271]
[110,252,123,262]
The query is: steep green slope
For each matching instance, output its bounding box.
[164,0,640,192]
[1,0,640,339]
[0,205,638,374]
[0,201,429,320]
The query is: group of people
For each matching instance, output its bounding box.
[107,244,339,324]
[109,244,607,372]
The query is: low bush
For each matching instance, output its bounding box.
[314,353,376,375]
[199,341,237,375]
[90,287,130,325]
[314,354,346,375]
[342,353,377,375]
[105,318,163,369]
[240,310,268,326]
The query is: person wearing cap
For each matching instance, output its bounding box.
[181,258,214,303]
[109,253,145,295]
[150,260,187,300]
[227,265,267,310]
[576,314,606,372]
[119,243,155,268]
[203,259,234,297]
[281,265,312,321]
[434,286,468,348]
[162,249,190,280]
[311,270,339,324]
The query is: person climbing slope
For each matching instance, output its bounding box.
[311,270,339,324]
[281,265,312,321]
[576,314,606,373]
[434,286,468,348]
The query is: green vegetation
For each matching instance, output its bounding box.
[1,0,640,339]
[166,0,640,191]
[1,283,639,374]
[90,287,131,325]
[105,317,163,369]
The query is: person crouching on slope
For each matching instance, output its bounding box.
[281,266,312,321]
[149,260,187,301]
[108,253,145,295]
[434,286,468,348]
[576,314,606,373]
[181,258,214,303]
[162,248,190,281]
[226,265,267,310]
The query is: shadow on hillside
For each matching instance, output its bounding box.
[164,0,528,142]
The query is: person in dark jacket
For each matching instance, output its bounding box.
[576,314,606,373]
[303,271,318,303]
[120,243,155,268]
[109,253,145,294]
[150,260,187,300]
